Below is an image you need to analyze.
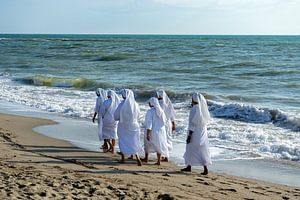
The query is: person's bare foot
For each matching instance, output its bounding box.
[201,166,208,175]
[136,157,142,166]
[141,158,148,163]
[119,160,125,164]
[180,166,191,172]
[161,157,169,162]
[106,147,113,153]
[154,162,161,166]
[128,155,134,160]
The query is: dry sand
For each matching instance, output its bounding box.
[0,113,299,200]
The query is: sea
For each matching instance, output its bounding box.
[0,34,299,171]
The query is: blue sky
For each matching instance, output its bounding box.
[0,0,299,34]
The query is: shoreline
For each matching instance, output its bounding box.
[0,113,299,199]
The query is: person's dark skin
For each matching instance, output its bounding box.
[92,93,100,123]
[181,99,208,175]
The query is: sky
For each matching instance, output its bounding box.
[0,0,299,34]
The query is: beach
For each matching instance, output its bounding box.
[0,113,299,200]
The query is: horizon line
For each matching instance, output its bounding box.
[0,33,299,36]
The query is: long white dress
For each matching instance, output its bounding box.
[157,91,176,152]
[114,90,142,156]
[94,96,105,141]
[183,95,212,166]
[144,107,169,157]
[159,100,174,152]
[101,91,120,140]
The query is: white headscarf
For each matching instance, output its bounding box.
[191,92,211,126]
[96,88,107,99]
[94,88,107,113]
[106,90,121,115]
[120,89,139,123]
[149,97,166,124]
[156,89,176,120]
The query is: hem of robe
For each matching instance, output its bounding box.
[184,161,212,166]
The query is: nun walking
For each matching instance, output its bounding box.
[100,90,121,154]
[181,93,212,175]
[156,89,176,161]
[142,97,169,165]
[92,88,107,150]
[114,89,142,166]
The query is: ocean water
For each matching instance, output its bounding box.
[0,34,299,163]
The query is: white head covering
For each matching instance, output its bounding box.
[191,92,211,126]
[120,89,139,123]
[156,89,176,120]
[96,88,107,99]
[94,88,107,113]
[107,90,121,114]
[149,97,166,123]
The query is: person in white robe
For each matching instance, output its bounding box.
[114,89,142,166]
[92,88,107,150]
[142,97,169,165]
[100,90,121,154]
[181,92,212,175]
[156,89,176,161]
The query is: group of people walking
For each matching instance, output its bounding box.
[92,88,212,175]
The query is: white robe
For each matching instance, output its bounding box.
[114,101,142,156]
[183,105,212,166]
[94,96,105,141]
[159,99,174,152]
[101,98,118,139]
[144,108,169,157]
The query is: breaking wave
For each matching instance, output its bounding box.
[208,101,300,132]
[16,75,112,90]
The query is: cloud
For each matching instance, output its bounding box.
[152,0,293,9]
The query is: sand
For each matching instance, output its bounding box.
[0,113,299,200]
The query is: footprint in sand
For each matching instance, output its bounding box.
[251,190,268,196]
[266,190,282,194]
[181,183,193,187]
[218,181,231,185]
[219,188,237,192]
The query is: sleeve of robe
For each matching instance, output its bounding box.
[144,109,153,131]
[188,107,197,132]
[170,114,175,122]
[114,103,121,121]
[135,102,141,120]
[94,98,100,113]
[100,100,109,119]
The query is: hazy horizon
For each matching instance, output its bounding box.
[1,0,299,35]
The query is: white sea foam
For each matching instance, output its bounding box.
[0,76,299,162]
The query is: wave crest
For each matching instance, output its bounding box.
[209,101,300,132]
[16,75,111,90]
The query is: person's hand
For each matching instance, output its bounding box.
[172,122,176,131]
[186,135,191,144]
[147,132,151,141]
